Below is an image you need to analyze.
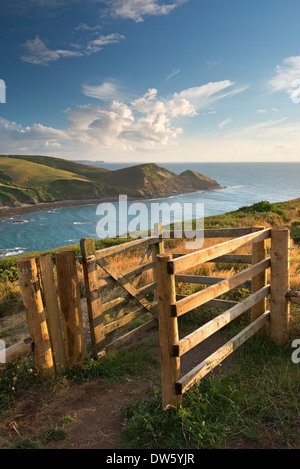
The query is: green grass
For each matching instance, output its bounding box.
[42,426,67,442]
[66,342,158,383]
[119,336,300,449]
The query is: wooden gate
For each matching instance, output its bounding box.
[80,223,164,358]
[157,227,291,410]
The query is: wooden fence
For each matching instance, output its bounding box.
[157,227,292,410]
[1,225,298,393]
[1,224,163,374]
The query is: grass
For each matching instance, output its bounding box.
[119,336,300,449]
[66,341,159,384]
[0,197,299,449]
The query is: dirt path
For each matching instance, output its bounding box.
[0,329,236,449]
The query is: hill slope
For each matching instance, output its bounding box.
[0,155,222,207]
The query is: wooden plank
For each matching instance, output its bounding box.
[105,318,156,352]
[95,236,158,259]
[174,285,270,357]
[104,302,157,335]
[39,254,68,374]
[97,257,153,313]
[176,311,270,395]
[251,227,267,323]
[97,260,156,289]
[56,251,85,365]
[16,257,55,377]
[157,254,182,410]
[80,238,105,357]
[287,291,300,305]
[95,282,157,321]
[172,253,252,264]
[166,227,254,240]
[175,274,251,289]
[168,229,271,275]
[4,339,32,363]
[172,258,270,317]
[176,295,239,310]
[270,229,290,345]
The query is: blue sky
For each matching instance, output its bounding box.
[1,0,300,163]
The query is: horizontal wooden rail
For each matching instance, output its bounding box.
[105,318,156,353]
[165,228,254,239]
[167,228,271,275]
[176,311,270,395]
[95,236,158,259]
[172,254,252,264]
[97,260,155,289]
[287,290,300,305]
[173,285,270,357]
[175,274,251,289]
[177,296,239,310]
[171,258,270,317]
[104,302,158,335]
[93,282,157,328]
[4,339,32,363]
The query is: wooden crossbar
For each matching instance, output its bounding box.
[176,311,270,395]
[173,285,270,357]
[172,254,252,264]
[97,257,154,313]
[175,274,251,289]
[165,228,254,239]
[97,260,156,289]
[167,228,271,275]
[95,236,158,259]
[171,258,271,317]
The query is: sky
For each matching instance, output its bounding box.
[1,0,300,163]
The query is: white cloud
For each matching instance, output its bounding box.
[21,33,125,65]
[225,117,288,139]
[174,80,246,109]
[74,23,102,32]
[164,68,181,81]
[82,81,122,101]
[269,56,300,101]
[20,36,83,65]
[257,109,268,114]
[218,118,232,130]
[0,81,246,158]
[101,0,188,23]
[86,33,125,54]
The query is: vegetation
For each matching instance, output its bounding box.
[0,197,299,449]
[120,337,300,449]
[0,155,221,206]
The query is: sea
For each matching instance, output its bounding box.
[0,163,299,258]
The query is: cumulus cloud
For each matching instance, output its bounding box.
[0,80,245,156]
[269,56,300,102]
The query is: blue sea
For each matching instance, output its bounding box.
[0,163,299,258]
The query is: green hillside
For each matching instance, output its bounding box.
[0,155,221,207]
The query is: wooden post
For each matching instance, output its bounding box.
[157,253,182,411]
[16,257,55,377]
[56,251,84,364]
[39,254,68,374]
[152,223,164,302]
[80,238,105,358]
[270,228,290,345]
[251,226,267,323]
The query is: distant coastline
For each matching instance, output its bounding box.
[0,185,225,221]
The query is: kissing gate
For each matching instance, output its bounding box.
[5,225,298,411]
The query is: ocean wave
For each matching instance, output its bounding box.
[0,248,26,258]
[73,221,94,225]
